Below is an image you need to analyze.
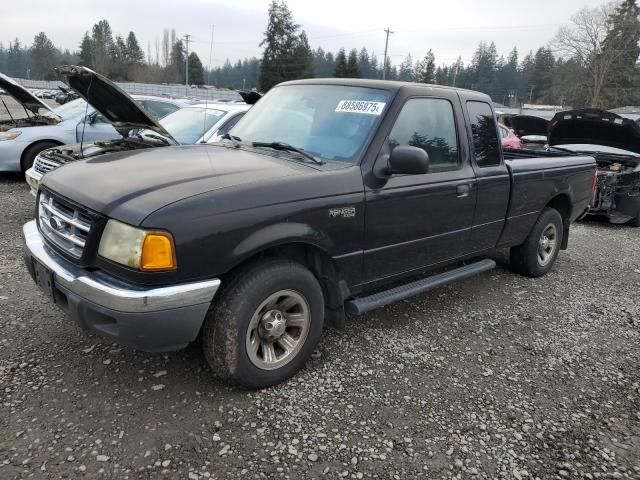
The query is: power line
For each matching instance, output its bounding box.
[382,27,394,80]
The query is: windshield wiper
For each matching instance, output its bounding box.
[251,141,324,165]
[221,132,242,147]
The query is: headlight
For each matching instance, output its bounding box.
[0,131,21,141]
[98,219,176,271]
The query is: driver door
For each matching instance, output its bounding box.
[362,96,477,283]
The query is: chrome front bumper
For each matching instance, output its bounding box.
[23,220,221,351]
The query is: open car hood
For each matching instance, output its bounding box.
[56,65,176,142]
[501,114,549,138]
[0,73,59,117]
[238,90,263,105]
[548,109,640,155]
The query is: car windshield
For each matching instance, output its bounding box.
[230,84,391,163]
[159,107,226,144]
[53,98,93,120]
[554,144,639,156]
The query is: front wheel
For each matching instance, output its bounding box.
[202,258,324,389]
[510,207,564,277]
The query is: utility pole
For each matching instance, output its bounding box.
[207,25,214,87]
[183,33,192,95]
[528,85,534,104]
[382,27,394,80]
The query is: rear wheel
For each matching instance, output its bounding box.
[510,207,564,277]
[202,258,324,389]
[21,141,58,174]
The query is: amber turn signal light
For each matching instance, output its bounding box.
[140,232,176,271]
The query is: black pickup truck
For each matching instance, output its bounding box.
[23,79,596,388]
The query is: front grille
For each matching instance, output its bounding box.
[33,155,62,175]
[38,191,93,258]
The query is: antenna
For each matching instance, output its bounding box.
[79,74,94,159]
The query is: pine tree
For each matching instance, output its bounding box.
[531,47,555,102]
[169,39,186,83]
[188,52,204,85]
[30,32,58,80]
[358,47,371,78]
[601,0,640,106]
[415,49,436,83]
[398,53,414,82]
[293,31,314,79]
[259,0,306,90]
[126,32,145,64]
[78,32,94,69]
[333,48,348,77]
[91,20,115,75]
[346,49,360,77]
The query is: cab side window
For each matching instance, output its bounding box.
[467,101,501,167]
[387,98,459,170]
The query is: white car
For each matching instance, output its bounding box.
[0,72,190,175]
[25,66,257,195]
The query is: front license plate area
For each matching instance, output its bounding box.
[33,259,55,302]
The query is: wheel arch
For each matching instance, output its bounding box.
[20,139,64,172]
[223,239,347,328]
[545,193,572,249]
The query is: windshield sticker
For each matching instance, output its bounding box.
[335,100,386,115]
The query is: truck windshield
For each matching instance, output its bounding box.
[230,84,391,164]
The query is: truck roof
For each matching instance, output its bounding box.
[280,78,492,102]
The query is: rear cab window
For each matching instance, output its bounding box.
[466,101,501,167]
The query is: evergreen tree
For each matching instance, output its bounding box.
[531,47,555,102]
[91,20,115,74]
[358,47,371,78]
[169,39,186,83]
[346,48,360,77]
[7,39,29,78]
[188,52,205,85]
[126,32,145,64]
[415,49,436,83]
[334,48,348,77]
[398,53,414,82]
[293,31,314,79]
[30,32,58,80]
[259,0,307,90]
[601,0,640,106]
[78,32,94,69]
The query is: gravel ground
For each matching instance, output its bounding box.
[0,175,639,480]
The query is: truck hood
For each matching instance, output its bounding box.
[548,109,640,155]
[41,144,312,225]
[55,65,176,141]
[0,73,59,117]
[501,114,549,137]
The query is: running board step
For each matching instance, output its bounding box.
[345,259,496,315]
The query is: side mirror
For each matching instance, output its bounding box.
[388,146,429,175]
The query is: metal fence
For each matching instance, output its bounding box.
[10,77,242,102]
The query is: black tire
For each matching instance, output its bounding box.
[202,258,324,389]
[21,141,58,173]
[510,207,564,278]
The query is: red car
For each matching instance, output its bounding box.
[498,123,523,149]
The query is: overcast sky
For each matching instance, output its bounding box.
[3,0,612,68]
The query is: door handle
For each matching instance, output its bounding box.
[456,184,471,197]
